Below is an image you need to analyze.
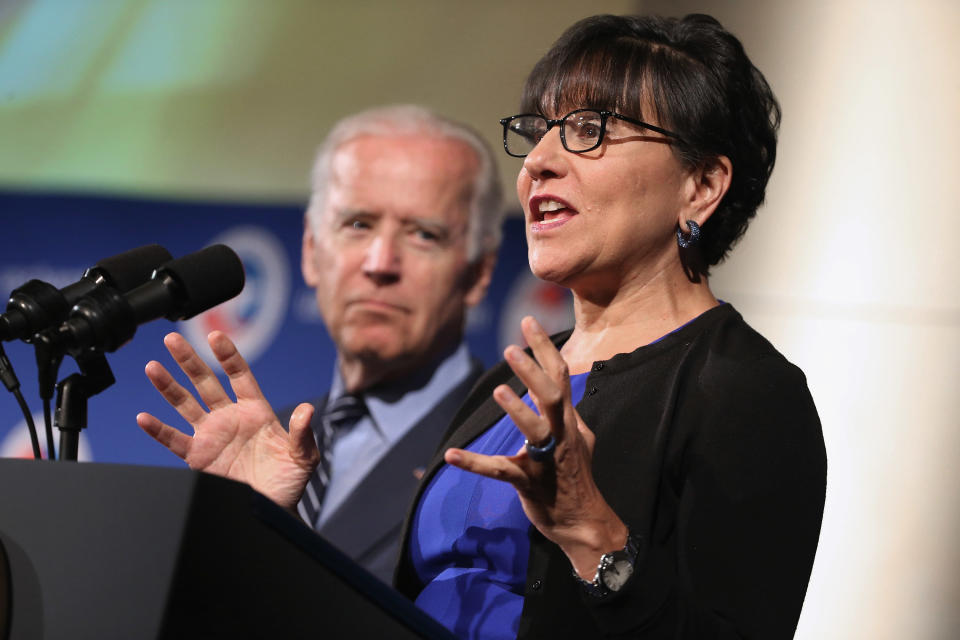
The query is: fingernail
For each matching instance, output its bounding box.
[446,450,462,465]
[507,347,523,362]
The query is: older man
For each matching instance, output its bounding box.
[137,105,504,583]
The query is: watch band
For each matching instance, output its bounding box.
[573,565,607,598]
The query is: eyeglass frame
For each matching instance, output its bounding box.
[498,108,685,158]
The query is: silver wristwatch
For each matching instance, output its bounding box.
[574,531,641,597]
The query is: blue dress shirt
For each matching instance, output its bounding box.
[317,342,476,526]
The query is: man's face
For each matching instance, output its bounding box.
[303,133,491,384]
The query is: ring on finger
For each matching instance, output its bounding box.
[524,435,556,462]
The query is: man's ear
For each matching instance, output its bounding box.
[463,252,497,308]
[679,155,732,229]
[301,216,320,287]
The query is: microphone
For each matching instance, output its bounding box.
[0,244,173,342]
[39,244,245,354]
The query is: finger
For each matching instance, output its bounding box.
[163,332,233,410]
[520,316,584,441]
[207,331,267,402]
[287,403,319,467]
[144,359,208,428]
[493,383,552,447]
[520,316,570,394]
[444,448,529,487]
[504,344,566,435]
[137,412,192,460]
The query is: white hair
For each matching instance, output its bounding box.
[305,105,504,261]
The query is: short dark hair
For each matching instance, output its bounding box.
[521,14,780,272]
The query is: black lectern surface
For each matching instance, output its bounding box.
[0,459,456,640]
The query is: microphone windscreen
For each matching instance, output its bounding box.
[162,244,245,319]
[93,244,173,292]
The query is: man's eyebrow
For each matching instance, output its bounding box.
[404,216,451,230]
[332,208,377,221]
[330,210,461,236]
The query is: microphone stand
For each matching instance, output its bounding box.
[34,340,63,460]
[54,350,114,462]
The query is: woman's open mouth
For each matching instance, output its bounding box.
[530,196,578,231]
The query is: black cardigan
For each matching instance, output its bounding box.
[395,304,826,639]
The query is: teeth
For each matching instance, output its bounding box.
[537,199,565,214]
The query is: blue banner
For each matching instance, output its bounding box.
[0,190,573,466]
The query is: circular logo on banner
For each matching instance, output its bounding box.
[498,272,575,351]
[0,412,94,461]
[180,227,290,366]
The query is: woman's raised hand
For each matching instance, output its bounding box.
[444,316,627,579]
[136,331,318,513]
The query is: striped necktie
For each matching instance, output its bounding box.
[299,393,367,526]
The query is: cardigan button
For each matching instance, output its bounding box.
[531,579,543,591]
[592,362,604,371]
[588,387,598,396]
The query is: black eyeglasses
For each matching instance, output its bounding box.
[498,108,684,158]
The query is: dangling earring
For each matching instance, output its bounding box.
[676,220,701,249]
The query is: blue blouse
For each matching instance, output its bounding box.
[409,373,590,639]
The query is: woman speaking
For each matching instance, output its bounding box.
[139,13,825,639]
[393,14,825,639]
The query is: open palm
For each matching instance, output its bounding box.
[136,331,318,512]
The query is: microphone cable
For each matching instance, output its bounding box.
[0,343,41,459]
[43,397,53,460]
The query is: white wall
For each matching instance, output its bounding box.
[642,1,960,638]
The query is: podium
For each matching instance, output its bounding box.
[0,459,455,640]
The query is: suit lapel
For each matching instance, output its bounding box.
[317,361,483,562]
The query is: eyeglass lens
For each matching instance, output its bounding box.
[504,110,604,157]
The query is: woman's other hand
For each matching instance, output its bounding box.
[444,316,627,579]
[136,330,318,514]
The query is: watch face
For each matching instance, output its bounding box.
[600,552,634,592]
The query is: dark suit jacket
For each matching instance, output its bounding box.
[280,357,484,584]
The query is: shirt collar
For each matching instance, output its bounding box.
[329,342,475,443]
